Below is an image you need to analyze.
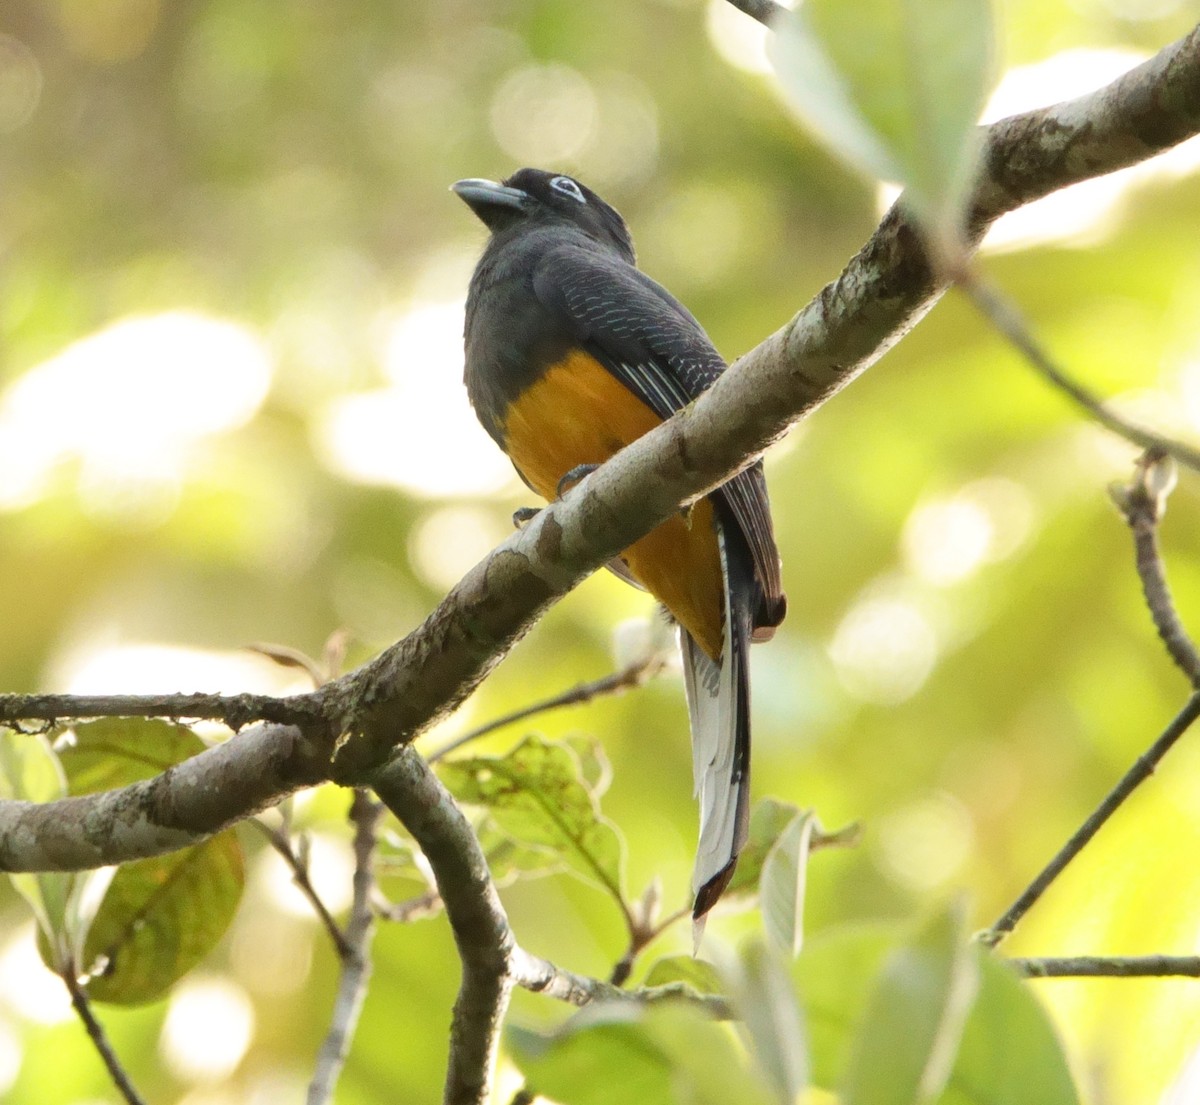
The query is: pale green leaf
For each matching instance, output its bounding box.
[724,798,806,902]
[794,924,900,1089]
[760,809,815,957]
[0,730,77,968]
[0,728,66,803]
[510,1002,773,1105]
[45,718,244,997]
[940,954,1080,1105]
[724,941,808,1105]
[795,923,1080,1103]
[841,900,980,1105]
[643,954,724,996]
[476,814,567,885]
[439,734,626,903]
[769,0,996,256]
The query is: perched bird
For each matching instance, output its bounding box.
[453,168,786,919]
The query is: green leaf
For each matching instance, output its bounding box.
[796,923,1080,1104]
[43,719,246,1003]
[643,954,724,996]
[769,0,995,257]
[724,798,806,902]
[0,727,67,803]
[723,941,808,1105]
[56,718,208,794]
[509,1002,773,1105]
[760,809,815,957]
[476,815,567,885]
[439,734,626,904]
[82,829,245,1005]
[795,924,900,1089]
[841,900,980,1105]
[562,733,613,797]
[940,954,1080,1105]
[509,1009,674,1105]
[0,729,79,969]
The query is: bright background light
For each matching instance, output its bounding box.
[981,48,1200,251]
[0,311,271,515]
[50,643,311,698]
[316,300,515,499]
[159,976,255,1084]
[829,586,940,705]
[872,47,1200,252]
[0,926,72,1026]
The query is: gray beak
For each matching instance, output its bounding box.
[451,178,532,223]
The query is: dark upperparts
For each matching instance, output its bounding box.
[452,168,636,264]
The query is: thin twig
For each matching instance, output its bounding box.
[63,968,147,1105]
[958,274,1200,475]
[427,653,668,764]
[376,888,443,923]
[0,690,320,730]
[308,790,384,1105]
[251,819,351,958]
[511,946,733,1018]
[610,904,690,987]
[1111,452,1200,686]
[722,0,786,27]
[982,693,1200,947]
[1012,955,1200,979]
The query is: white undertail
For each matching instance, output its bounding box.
[680,523,751,919]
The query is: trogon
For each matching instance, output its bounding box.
[453,167,786,919]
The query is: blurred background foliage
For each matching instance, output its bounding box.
[1,0,1200,1102]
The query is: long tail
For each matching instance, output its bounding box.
[681,519,754,920]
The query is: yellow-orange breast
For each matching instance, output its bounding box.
[501,349,724,659]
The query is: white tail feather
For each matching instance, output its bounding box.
[680,524,749,907]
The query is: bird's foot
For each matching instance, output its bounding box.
[556,463,599,499]
[512,506,540,529]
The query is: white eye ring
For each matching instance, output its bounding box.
[549,176,586,204]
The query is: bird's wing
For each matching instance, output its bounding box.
[532,245,784,623]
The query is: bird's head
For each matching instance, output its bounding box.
[452,168,635,262]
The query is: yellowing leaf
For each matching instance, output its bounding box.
[82,830,245,1005]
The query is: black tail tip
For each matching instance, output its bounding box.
[753,592,787,642]
[692,857,740,919]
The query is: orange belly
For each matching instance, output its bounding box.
[501,349,724,659]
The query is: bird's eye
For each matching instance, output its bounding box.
[549,176,586,204]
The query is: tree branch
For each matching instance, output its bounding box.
[1111,452,1200,686]
[253,819,351,957]
[3,25,1200,869]
[982,692,1200,947]
[0,723,330,871]
[960,276,1200,474]
[63,969,146,1105]
[0,691,320,730]
[371,748,515,1105]
[426,651,668,764]
[1012,955,1200,979]
[376,888,443,922]
[307,790,383,1105]
[510,946,732,1018]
